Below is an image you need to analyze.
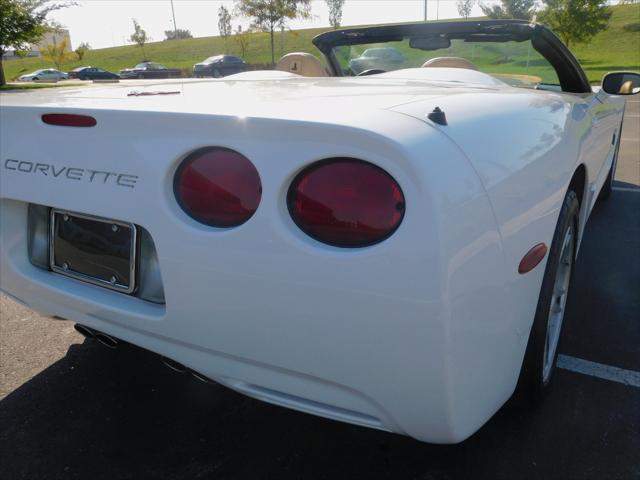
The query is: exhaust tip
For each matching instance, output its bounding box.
[161,357,187,374]
[74,324,95,339]
[94,332,118,349]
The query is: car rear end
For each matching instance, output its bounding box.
[222,64,248,77]
[119,69,136,79]
[0,81,520,443]
[193,63,210,77]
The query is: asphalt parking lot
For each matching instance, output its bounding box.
[0,100,638,480]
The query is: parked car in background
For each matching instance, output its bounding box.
[347,47,406,75]
[119,62,182,79]
[18,69,68,82]
[68,66,120,80]
[193,55,248,78]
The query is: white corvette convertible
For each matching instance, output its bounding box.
[1,20,638,443]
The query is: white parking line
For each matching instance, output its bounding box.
[557,355,640,388]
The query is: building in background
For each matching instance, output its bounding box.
[35,29,73,54]
[2,29,73,59]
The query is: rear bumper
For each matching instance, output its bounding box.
[0,193,523,444]
[0,110,532,443]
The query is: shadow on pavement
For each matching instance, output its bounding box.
[1,192,638,480]
[561,189,640,370]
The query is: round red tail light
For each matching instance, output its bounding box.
[174,147,261,227]
[288,159,405,247]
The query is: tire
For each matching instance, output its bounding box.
[513,189,579,405]
[598,119,623,202]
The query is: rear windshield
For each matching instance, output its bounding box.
[333,38,560,88]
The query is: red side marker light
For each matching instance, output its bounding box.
[42,113,97,127]
[518,243,548,274]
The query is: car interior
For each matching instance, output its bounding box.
[421,56,478,70]
[275,52,328,77]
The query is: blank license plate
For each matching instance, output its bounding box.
[49,210,136,293]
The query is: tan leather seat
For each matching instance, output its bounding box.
[275,52,328,77]
[619,80,634,94]
[422,57,478,71]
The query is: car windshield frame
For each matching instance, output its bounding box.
[313,20,591,93]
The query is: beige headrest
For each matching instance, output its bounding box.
[619,80,634,94]
[422,57,479,71]
[275,52,327,77]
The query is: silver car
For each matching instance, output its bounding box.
[19,69,69,82]
[347,47,406,75]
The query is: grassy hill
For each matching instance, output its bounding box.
[3,27,327,81]
[3,4,638,83]
[570,3,640,80]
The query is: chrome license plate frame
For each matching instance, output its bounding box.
[49,209,137,293]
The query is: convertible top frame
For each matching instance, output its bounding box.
[313,20,592,94]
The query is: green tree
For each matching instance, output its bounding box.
[218,5,232,52]
[538,0,611,48]
[42,37,73,69]
[480,0,535,19]
[0,0,69,85]
[164,28,192,40]
[234,0,311,65]
[74,41,90,61]
[456,0,474,19]
[325,0,345,29]
[129,18,148,60]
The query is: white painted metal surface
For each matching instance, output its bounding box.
[0,69,626,443]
